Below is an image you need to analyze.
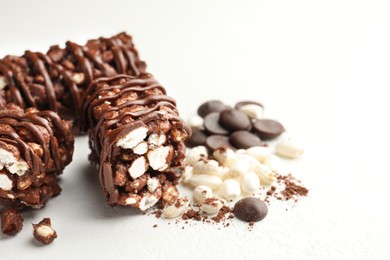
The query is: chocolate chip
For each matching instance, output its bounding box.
[185,129,208,148]
[235,100,264,110]
[197,100,228,118]
[229,130,262,149]
[205,135,234,151]
[203,112,229,135]
[219,109,251,131]
[233,197,268,222]
[253,119,285,140]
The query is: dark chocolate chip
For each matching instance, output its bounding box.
[185,129,207,148]
[235,100,264,110]
[253,119,285,140]
[233,197,268,222]
[219,109,251,131]
[198,100,228,118]
[203,112,229,135]
[205,135,234,151]
[229,130,262,149]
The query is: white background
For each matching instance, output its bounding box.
[1,0,390,259]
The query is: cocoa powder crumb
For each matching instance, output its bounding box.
[182,209,202,221]
[277,174,308,201]
[266,186,276,196]
[281,180,308,200]
[211,206,232,223]
[264,174,308,203]
[155,210,162,218]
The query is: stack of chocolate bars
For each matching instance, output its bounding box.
[0,33,190,213]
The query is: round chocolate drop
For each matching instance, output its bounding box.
[197,100,228,118]
[253,119,285,140]
[219,109,251,131]
[229,130,262,149]
[205,135,234,151]
[233,197,268,222]
[185,129,207,148]
[203,112,229,135]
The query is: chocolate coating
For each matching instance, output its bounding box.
[219,109,251,131]
[203,112,229,135]
[197,100,228,118]
[253,119,284,140]
[229,130,262,149]
[81,74,189,207]
[233,197,268,222]
[185,129,207,148]
[0,33,145,133]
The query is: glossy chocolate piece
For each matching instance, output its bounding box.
[219,109,251,131]
[229,130,262,149]
[233,197,268,222]
[197,100,228,118]
[185,129,207,148]
[203,112,229,135]
[205,135,234,151]
[253,119,284,140]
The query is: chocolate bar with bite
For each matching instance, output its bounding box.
[81,74,190,209]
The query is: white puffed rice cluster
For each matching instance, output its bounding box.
[181,136,305,206]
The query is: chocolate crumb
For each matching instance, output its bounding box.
[248,221,255,231]
[182,209,202,221]
[153,224,158,228]
[1,208,23,235]
[277,174,309,201]
[32,218,57,245]
[155,210,162,218]
[211,206,232,223]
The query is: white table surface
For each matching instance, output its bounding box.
[1,0,390,259]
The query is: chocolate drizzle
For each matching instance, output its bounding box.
[0,104,74,208]
[81,74,189,206]
[0,33,146,132]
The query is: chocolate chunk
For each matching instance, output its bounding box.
[219,109,251,131]
[253,119,285,140]
[32,218,57,245]
[197,100,228,118]
[205,135,234,151]
[235,100,264,110]
[1,208,23,235]
[185,129,208,148]
[204,112,229,135]
[233,197,268,222]
[229,131,262,149]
